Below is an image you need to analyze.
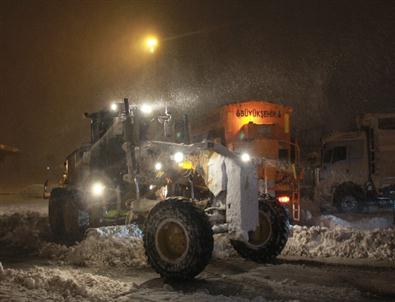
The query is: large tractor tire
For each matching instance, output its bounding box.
[62,196,89,245]
[48,188,66,241]
[230,197,289,263]
[333,182,365,213]
[48,188,88,245]
[143,198,213,281]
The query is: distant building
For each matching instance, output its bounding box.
[0,144,19,163]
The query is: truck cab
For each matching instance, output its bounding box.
[316,113,395,212]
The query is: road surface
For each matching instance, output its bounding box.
[0,193,394,302]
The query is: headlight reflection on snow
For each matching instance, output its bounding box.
[92,224,143,238]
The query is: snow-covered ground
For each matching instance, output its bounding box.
[1,194,394,301]
[318,214,394,230]
[0,265,133,302]
[0,195,47,215]
[2,212,390,268]
[283,225,394,261]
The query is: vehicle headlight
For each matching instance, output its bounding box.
[240,152,251,162]
[154,162,162,171]
[173,151,184,163]
[140,104,153,115]
[110,103,118,111]
[91,182,105,197]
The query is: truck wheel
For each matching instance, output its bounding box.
[63,195,89,245]
[143,198,213,280]
[230,197,289,263]
[48,188,66,241]
[334,183,364,213]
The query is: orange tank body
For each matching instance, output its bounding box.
[191,100,300,221]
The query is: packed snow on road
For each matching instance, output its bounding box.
[0,194,394,302]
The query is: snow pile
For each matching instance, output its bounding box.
[0,264,132,302]
[120,288,269,302]
[0,262,274,302]
[0,212,49,255]
[213,234,237,259]
[2,211,394,269]
[66,226,147,268]
[40,225,148,268]
[283,225,395,260]
[211,225,395,262]
[318,214,393,230]
[0,212,147,268]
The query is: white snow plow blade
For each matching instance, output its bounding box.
[207,150,259,242]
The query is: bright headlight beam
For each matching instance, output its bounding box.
[173,152,184,163]
[140,104,153,115]
[91,182,105,197]
[240,152,251,162]
[110,103,117,111]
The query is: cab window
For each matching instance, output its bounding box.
[332,146,347,163]
[323,145,347,164]
[323,149,332,163]
[378,117,395,130]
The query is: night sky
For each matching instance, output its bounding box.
[1,0,394,188]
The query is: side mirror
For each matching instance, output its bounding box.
[43,179,51,199]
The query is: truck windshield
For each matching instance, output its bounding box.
[323,146,347,164]
[332,146,347,162]
[323,149,332,163]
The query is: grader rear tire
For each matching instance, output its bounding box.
[231,197,289,263]
[48,188,88,245]
[143,199,213,280]
[63,196,89,245]
[48,188,66,241]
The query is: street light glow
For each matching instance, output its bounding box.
[145,36,159,53]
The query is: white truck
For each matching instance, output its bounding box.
[316,113,395,212]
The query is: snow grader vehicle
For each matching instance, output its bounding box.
[47,99,289,280]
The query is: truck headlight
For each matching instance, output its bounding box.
[91,182,105,197]
[240,152,251,162]
[155,162,162,171]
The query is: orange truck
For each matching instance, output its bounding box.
[191,100,301,221]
